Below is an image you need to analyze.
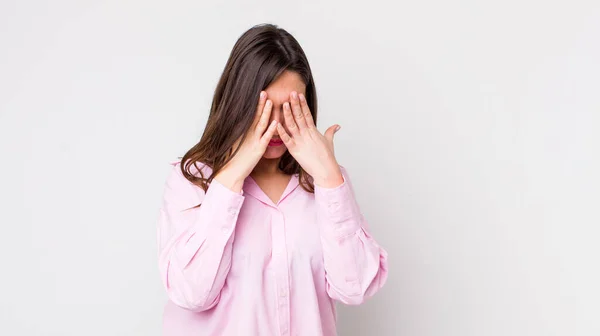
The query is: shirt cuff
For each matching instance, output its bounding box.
[314,174,362,237]
[202,177,245,232]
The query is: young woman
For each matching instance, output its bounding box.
[157,23,388,336]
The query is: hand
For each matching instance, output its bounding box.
[216,91,278,192]
[276,91,344,188]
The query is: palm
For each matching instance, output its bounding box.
[276,91,342,186]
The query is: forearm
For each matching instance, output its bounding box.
[158,176,245,311]
[314,166,389,304]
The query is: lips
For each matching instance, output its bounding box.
[268,139,284,146]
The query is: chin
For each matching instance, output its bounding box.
[262,146,287,159]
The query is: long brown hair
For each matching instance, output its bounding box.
[178,23,318,198]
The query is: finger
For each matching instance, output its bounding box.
[290,91,308,130]
[252,91,267,128]
[283,102,300,137]
[324,124,340,144]
[255,99,273,136]
[298,93,316,129]
[277,122,294,149]
[260,120,279,145]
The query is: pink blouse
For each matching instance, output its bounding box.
[157,159,388,336]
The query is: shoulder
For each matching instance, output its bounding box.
[162,158,212,206]
[164,158,214,192]
[168,158,213,178]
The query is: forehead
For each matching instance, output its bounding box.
[264,70,306,104]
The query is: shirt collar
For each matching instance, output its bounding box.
[243,173,300,207]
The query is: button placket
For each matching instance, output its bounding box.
[271,208,290,336]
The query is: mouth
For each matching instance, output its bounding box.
[268,138,284,147]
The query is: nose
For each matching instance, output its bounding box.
[269,106,283,125]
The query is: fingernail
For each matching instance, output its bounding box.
[299,93,305,102]
[335,125,341,132]
[260,91,266,99]
[291,91,297,99]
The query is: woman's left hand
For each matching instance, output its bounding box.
[276,91,344,188]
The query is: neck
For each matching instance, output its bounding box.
[252,157,282,176]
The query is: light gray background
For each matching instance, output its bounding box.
[1,1,599,335]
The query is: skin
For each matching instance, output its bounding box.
[259,71,305,162]
[215,70,344,202]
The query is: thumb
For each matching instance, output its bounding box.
[324,124,341,143]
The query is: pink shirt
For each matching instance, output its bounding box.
[157,159,388,336]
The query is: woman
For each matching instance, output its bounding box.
[157,23,388,336]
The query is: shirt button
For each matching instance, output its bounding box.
[221,227,229,234]
[279,288,287,297]
[228,207,237,215]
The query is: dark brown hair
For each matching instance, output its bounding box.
[178,23,318,199]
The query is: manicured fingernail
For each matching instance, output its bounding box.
[266,100,271,107]
[299,93,305,102]
[260,91,266,99]
[291,91,297,99]
[335,125,341,132]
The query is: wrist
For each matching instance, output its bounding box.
[313,165,344,188]
[214,167,246,193]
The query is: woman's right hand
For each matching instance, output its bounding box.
[214,91,278,193]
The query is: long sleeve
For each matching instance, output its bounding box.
[314,165,389,305]
[157,162,245,312]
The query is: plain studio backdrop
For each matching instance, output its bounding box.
[1,0,599,335]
